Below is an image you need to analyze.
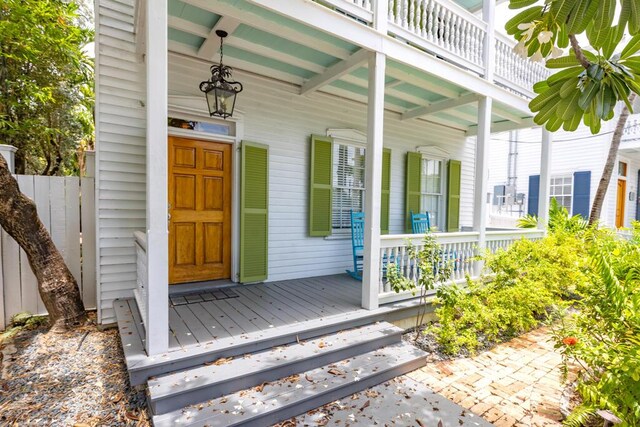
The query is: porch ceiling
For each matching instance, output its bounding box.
[166,0,532,133]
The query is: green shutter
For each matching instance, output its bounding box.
[309,135,333,236]
[381,148,391,234]
[447,159,461,232]
[240,141,269,283]
[405,152,422,233]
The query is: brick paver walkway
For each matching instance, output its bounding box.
[407,327,574,427]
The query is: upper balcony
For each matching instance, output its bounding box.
[316,0,550,98]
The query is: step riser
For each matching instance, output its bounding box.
[131,313,394,386]
[150,331,402,415]
[232,355,427,427]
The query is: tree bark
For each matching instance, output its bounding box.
[589,93,637,226]
[0,155,85,329]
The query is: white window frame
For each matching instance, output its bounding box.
[549,175,573,213]
[417,146,449,231]
[327,129,367,235]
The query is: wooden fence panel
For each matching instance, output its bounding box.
[0,175,96,329]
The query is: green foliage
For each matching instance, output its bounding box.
[517,198,589,233]
[1,312,48,344]
[506,0,640,133]
[429,230,588,355]
[552,229,640,426]
[387,234,454,338]
[0,0,94,175]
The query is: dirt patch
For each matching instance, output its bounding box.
[0,313,149,426]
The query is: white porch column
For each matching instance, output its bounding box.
[473,96,492,275]
[362,51,386,310]
[482,0,496,81]
[538,129,553,231]
[145,0,169,355]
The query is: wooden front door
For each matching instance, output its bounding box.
[616,179,626,228]
[168,137,232,284]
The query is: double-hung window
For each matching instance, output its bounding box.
[332,143,366,231]
[549,176,572,212]
[420,158,444,230]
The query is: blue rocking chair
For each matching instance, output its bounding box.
[347,211,365,280]
[410,211,431,234]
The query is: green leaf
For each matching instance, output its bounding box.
[534,95,561,124]
[533,80,550,94]
[593,0,615,30]
[602,25,624,58]
[548,66,584,85]
[546,115,564,132]
[558,23,570,48]
[530,86,562,111]
[563,110,584,131]
[579,80,600,109]
[509,0,539,9]
[560,76,580,98]
[569,0,599,34]
[551,0,579,25]
[621,34,640,60]
[630,0,640,34]
[546,55,582,68]
[557,89,582,120]
[505,6,544,35]
[586,22,612,50]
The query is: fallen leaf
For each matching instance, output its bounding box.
[416,420,425,427]
[305,374,314,382]
[318,341,326,349]
[438,420,444,427]
[359,400,370,411]
[365,390,379,398]
[255,383,266,392]
[328,368,343,376]
[125,411,139,421]
[205,357,233,366]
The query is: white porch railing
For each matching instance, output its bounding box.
[378,229,545,303]
[133,231,148,330]
[494,33,551,96]
[388,0,487,74]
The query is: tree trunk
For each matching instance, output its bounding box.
[0,155,85,330]
[589,93,637,226]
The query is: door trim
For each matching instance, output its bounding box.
[167,96,245,283]
[616,178,627,228]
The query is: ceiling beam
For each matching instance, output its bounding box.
[492,106,525,124]
[300,49,369,95]
[198,16,241,59]
[384,67,459,99]
[402,93,479,121]
[168,15,210,38]
[466,117,536,136]
[444,108,479,124]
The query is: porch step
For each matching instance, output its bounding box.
[148,322,403,415]
[152,340,428,427]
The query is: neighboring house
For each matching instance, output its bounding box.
[93,0,556,422]
[487,113,640,229]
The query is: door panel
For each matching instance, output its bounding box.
[169,136,232,284]
[616,179,626,228]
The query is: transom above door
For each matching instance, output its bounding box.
[168,136,231,284]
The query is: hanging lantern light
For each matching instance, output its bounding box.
[199,30,243,119]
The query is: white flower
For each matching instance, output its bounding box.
[537,30,553,44]
[514,40,528,58]
[531,50,544,63]
[551,46,564,58]
[518,22,536,42]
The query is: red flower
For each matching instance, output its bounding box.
[562,336,578,346]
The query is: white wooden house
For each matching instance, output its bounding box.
[487,114,640,229]
[95,0,554,422]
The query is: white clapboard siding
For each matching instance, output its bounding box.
[0,176,96,330]
[96,0,146,324]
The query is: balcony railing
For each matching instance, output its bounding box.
[378,229,545,303]
[316,0,551,96]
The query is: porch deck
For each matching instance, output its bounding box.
[116,273,424,385]
[166,274,362,350]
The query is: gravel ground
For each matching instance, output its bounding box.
[0,313,149,426]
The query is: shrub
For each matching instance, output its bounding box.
[553,230,640,426]
[429,231,589,355]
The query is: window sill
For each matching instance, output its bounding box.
[324,234,352,241]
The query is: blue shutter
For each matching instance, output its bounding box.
[528,175,540,216]
[572,171,591,218]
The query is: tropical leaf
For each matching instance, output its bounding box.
[551,0,579,24]
[621,34,640,60]
[509,0,538,9]
[578,80,600,109]
[560,77,580,98]
[505,6,544,35]
[557,89,581,120]
[602,25,624,58]
[548,66,584,85]
[546,55,582,68]
[563,109,584,131]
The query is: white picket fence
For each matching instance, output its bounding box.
[0,175,96,330]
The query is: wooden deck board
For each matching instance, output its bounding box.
[187,303,232,340]
[270,281,344,316]
[169,309,199,347]
[235,286,301,325]
[260,282,329,318]
[200,300,246,337]
[173,305,215,343]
